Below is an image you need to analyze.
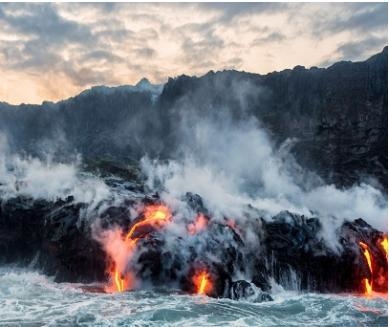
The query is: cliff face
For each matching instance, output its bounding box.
[0,47,387,190]
[259,47,387,190]
[157,47,388,190]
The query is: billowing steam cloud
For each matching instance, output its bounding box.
[139,82,387,248]
[0,134,110,209]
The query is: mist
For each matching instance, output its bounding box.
[139,82,387,246]
[0,134,110,208]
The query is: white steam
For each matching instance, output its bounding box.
[140,93,388,243]
[0,134,110,208]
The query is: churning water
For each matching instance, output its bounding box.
[0,267,387,327]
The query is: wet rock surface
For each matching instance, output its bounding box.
[230,280,273,302]
[0,196,107,283]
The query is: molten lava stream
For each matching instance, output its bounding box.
[105,263,132,293]
[378,235,388,293]
[114,270,127,292]
[109,204,172,293]
[359,241,373,296]
[362,278,373,295]
[380,236,388,259]
[193,270,213,296]
[125,204,171,242]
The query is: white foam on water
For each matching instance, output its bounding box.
[0,267,386,327]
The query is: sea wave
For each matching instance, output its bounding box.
[0,267,386,327]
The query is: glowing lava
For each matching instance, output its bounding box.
[188,214,208,235]
[193,270,213,296]
[363,278,373,295]
[109,204,172,293]
[359,241,373,295]
[380,236,388,259]
[125,204,171,242]
[359,242,372,272]
[114,270,125,292]
[105,261,134,293]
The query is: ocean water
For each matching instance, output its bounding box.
[0,267,387,327]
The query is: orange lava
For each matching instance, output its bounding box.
[362,278,373,295]
[115,270,126,292]
[109,204,172,293]
[380,236,388,259]
[105,262,134,293]
[188,214,208,235]
[193,270,213,296]
[359,241,373,295]
[359,242,372,272]
[125,204,171,242]
[112,269,133,293]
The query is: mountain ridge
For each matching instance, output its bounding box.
[0,46,386,107]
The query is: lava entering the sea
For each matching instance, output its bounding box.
[192,270,213,296]
[102,201,387,297]
[107,204,172,293]
[358,236,388,296]
[359,241,373,296]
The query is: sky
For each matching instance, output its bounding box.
[0,2,387,104]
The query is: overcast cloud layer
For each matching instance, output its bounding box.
[0,2,387,104]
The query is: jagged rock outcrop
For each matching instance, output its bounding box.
[0,191,386,298]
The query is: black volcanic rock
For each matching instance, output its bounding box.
[0,196,107,283]
[230,280,273,302]
[0,193,387,297]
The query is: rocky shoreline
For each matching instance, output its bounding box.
[1,187,386,301]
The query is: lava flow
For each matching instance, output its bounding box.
[113,268,132,293]
[188,214,208,235]
[359,241,373,296]
[192,270,213,296]
[108,204,172,293]
[125,204,171,243]
[114,270,124,292]
[105,260,134,293]
[380,236,388,259]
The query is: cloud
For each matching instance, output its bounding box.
[336,36,388,60]
[0,3,387,104]
[134,47,156,59]
[180,31,224,70]
[0,3,93,46]
[251,32,286,46]
[81,50,124,64]
[318,36,387,67]
[313,3,387,35]
[198,3,289,22]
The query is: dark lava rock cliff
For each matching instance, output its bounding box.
[0,47,387,191]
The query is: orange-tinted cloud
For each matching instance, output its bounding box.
[0,3,387,104]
